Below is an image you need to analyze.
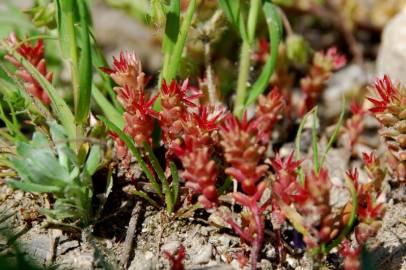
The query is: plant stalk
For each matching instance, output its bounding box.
[233,41,251,117]
[233,0,261,117]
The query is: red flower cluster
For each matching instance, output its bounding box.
[5,33,52,104]
[299,47,346,115]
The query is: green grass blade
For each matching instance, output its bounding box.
[9,50,76,147]
[169,161,179,206]
[7,180,61,193]
[143,141,173,212]
[165,0,196,81]
[324,174,358,253]
[131,189,160,209]
[311,107,319,174]
[320,97,346,168]
[98,115,162,196]
[75,0,93,123]
[295,107,316,184]
[92,85,124,129]
[55,0,76,59]
[159,0,180,87]
[218,0,247,41]
[245,2,282,106]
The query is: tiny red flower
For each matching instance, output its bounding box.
[100,51,146,92]
[362,152,376,168]
[161,79,202,108]
[270,153,307,204]
[358,193,384,222]
[367,75,399,113]
[325,47,347,70]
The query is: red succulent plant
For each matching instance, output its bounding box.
[5,33,52,104]
[299,47,346,115]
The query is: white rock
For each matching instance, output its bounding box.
[323,64,371,118]
[377,7,406,85]
[161,240,181,254]
[191,244,213,264]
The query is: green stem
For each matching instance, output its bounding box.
[247,0,261,43]
[324,176,358,253]
[312,108,319,174]
[233,41,251,117]
[233,0,261,117]
[66,12,79,112]
[143,141,173,213]
[165,0,196,81]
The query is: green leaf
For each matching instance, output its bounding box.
[160,0,180,87]
[75,0,93,123]
[9,50,76,149]
[49,121,70,169]
[98,115,162,196]
[169,161,179,205]
[7,180,61,193]
[55,0,77,59]
[164,0,197,81]
[85,144,101,176]
[311,108,319,174]
[92,86,124,129]
[218,0,247,41]
[162,0,180,54]
[245,1,282,106]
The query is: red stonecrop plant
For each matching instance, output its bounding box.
[367,75,406,182]
[343,102,367,151]
[102,51,157,168]
[5,33,52,104]
[218,89,285,268]
[299,47,346,116]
